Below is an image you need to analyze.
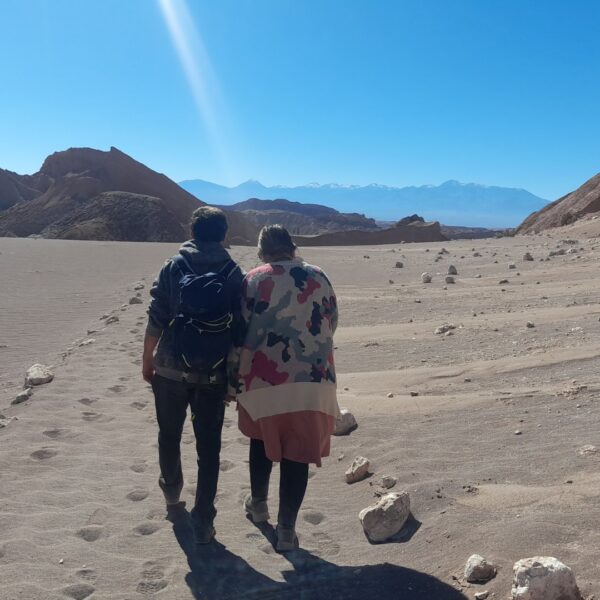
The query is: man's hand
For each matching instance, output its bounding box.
[224,394,236,406]
[142,357,155,383]
[142,333,160,383]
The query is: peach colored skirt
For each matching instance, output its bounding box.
[238,404,335,467]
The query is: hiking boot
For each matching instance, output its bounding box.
[158,476,183,506]
[275,525,298,552]
[190,512,216,545]
[244,493,270,523]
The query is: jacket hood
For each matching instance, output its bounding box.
[178,240,231,267]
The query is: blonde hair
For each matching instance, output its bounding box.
[258,225,297,260]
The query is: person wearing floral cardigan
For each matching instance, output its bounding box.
[227,225,340,551]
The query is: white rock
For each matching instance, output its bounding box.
[133,282,145,290]
[465,554,497,583]
[421,272,432,284]
[105,315,119,325]
[79,338,95,347]
[447,265,458,275]
[129,296,143,305]
[359,491,410,542]
[475,593,489,600]
[434,323,456,335]
[25,364,54,386]
[333,408,357,436]
[0,416,16,429]
[381,475,397,489]
[346,456,370,483]
[577,444,598,456]
[12,388,33,405]
[387,392,394,398]
[512,556,582,600]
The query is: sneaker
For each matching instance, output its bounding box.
[244,494,270,523]
[158,476,182,506]
[275,525,298,552]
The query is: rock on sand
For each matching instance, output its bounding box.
[512,556,582,600]
[24,364,54,386]
[345,456,370,483]
[333,408,357,436]
[359,491,410,542]
[465,554,497,583]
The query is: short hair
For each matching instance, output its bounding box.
[258,224,297,259]
[190,206,228,242]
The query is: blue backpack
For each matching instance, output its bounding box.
[171,255,238,373]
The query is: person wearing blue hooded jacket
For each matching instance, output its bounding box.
[143,206,244,544]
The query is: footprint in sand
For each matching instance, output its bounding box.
[219,460,236,472]
[302,510,325,526]
[307,531,340,558]
[146,508,167,520]
[130,401,147,410]
[133,522,161,536]
[75,568,97,583]
[137,559,169,594]
[107,385,126,393]
[62,583,95,600]
[237,436,250,446]
[78,398,96,406]
[43,428,70,439]
[76,526,105,542]
[81,411,113,423]
[31,448,57,460]
[130,460,147,473]
[126,489,149,502]
[259,543,276,555]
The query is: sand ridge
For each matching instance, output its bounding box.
[1,229,600,598]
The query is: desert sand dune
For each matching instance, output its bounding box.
[1,228,600,598]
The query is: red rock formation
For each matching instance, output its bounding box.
[518,172,600,233]
[0,147,258,244]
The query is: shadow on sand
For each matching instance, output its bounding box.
[168,505,468,600]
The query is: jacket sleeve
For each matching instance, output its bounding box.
[146,260,174,337]
[227,273,251,396]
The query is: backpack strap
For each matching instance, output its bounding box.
[219,260,239,280]
[173,254,196,277]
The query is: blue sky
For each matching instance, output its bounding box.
[1,0,600,201]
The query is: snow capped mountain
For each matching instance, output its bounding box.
[178,178,548,228]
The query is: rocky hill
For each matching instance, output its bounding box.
[518,172,600,234]
[0,147,258,244]
[222,197,379,235]
[293,218,446,246]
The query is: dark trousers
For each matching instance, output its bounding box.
[152,375,225,521]
[249,438,309,529]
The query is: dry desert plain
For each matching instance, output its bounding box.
[2,222,600,600]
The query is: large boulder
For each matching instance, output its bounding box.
[359,491,411,543]
[512,557,582,600]
[24,364,54,386]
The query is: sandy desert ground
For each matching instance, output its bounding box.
[2,223,600,599]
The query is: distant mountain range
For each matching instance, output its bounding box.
[180,178,548,228]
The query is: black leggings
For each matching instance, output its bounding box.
[249,438,309,529]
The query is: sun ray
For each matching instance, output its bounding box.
[157,0,232,180]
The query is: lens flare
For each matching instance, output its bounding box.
[157,0,232,178]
